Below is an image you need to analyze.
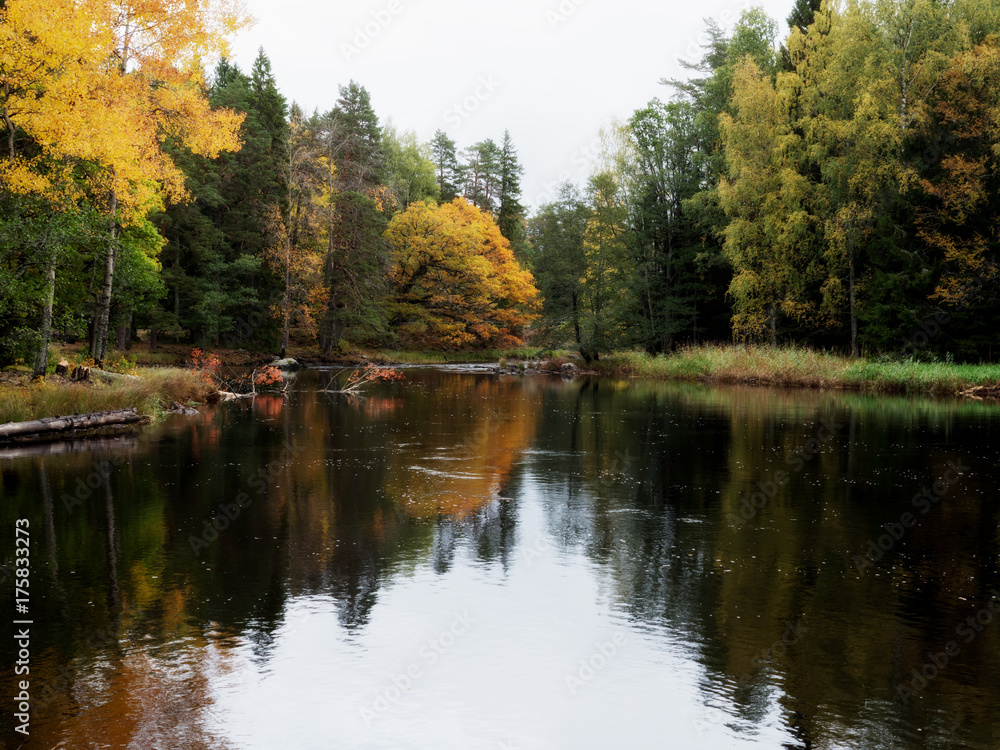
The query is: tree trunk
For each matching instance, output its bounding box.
[91,188,119,364]
[2,103,15,159]
[281,236,291,359]
[33,245,58,377]
[572,293,581,345]
[149,324,158,351]
[0,409,146,441]
[769,301,778,347]
[848,234,859,358]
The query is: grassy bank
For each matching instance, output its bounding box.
[0,368,216,424]
[592,345,1000,395]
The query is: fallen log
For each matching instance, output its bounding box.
[90,369,141,383]
[216,390,255,401]
[959,384,1000,400]
[0,408,148,441]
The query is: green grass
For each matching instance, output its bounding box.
[593,345,1000,395]
[0,367,215,424]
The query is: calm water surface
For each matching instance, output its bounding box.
[2,367,1000,749]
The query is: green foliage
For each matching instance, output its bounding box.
[382,124,440,209]
[528,182,590,347]
[321,190,390,351]
[154,53,288,348]
[430,130,461,202]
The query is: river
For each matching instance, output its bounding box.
[2,366,999,749]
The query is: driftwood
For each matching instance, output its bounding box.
[216,390,255,401]
[89,369,141,384]
[960,385,1000,400]
[0,408,148,441]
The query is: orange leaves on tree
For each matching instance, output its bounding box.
[385,198,541,349]
[189,348,220,386]
[253,366,284,387]
[343,363,403,391]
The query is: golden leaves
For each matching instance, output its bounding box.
[385,198,541,348]
[1,0,249,220]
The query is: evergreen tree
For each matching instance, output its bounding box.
[319,191,389,352]
[330,80,384,191]
[528,183,590,346]
[623,99,707,353]
[496,130,526,246]
[462,139,501,213]
[430,129,461,202]
[154,54,288,347]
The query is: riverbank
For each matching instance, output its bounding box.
[0,368,215,424]
[590,346,1000,396]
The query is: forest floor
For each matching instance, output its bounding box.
[591,345,1000,398]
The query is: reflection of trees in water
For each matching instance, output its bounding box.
[6,374,1000,749]
[528,381,1000,750]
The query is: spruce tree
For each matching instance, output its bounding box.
[430,130,461,202]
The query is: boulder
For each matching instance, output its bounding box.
[166,401,199,416]
[560,362,579,373]
[270,357,300,370]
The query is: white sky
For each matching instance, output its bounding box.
[229,0,795,212]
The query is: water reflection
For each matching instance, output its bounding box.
[2,372,999,749]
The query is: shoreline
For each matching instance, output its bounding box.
[4,344,998,428]
[0,367,217,427]
[588,347,1000,398]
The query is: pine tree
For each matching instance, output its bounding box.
[430,130,461,202]
[462,139,501,213]
[330,80,384,191]
[496,130,526,254]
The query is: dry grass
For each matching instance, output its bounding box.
[0,367,216,424]
[594,345,1000,396]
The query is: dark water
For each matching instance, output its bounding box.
[3,367,1000,749]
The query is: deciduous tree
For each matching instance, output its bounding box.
[386,199,540,348]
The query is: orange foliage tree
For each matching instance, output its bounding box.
[384,198,541,348]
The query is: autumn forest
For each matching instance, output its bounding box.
[2,0,1000,375]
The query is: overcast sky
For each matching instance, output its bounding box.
[229,0,794,212]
